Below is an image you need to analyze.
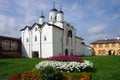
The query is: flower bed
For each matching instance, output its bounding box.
[36,60,93,73]
[8,56,94,80]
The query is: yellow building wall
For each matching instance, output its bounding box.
[90,42,120,56]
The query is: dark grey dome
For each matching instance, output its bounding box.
[58,10,64,14]
[40,15,45,18]
[50,8,58,12]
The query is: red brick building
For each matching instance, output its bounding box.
[0,35,21,58]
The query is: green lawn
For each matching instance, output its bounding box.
[84,56,120,80]
[0,56,120,80]
[0,58,44,79]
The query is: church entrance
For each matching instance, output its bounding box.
[32,51,39,58]
[108,50,115,55]
[65,49,68,56]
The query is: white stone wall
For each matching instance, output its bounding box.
[31,25,41,58]
[75,37,83,56]
[41,24,53,58]
[21,27,30,57]
[53,26,63,56]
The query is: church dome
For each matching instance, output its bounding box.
[50,8,58,12]
[40,15,45,18]
[58,5,64,14]
[58,10,64,14]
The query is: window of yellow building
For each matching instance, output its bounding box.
[105,43,109,48]
[112,43,116,47]
[98,50,102,54]
[99,44,103,48]
[102,50,106,54]
[93,44,96,48]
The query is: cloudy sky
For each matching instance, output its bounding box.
[0,0,120,44]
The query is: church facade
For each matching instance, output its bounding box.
[20,5,92,58]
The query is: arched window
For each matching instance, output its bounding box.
[26,38,28,43]
[66,30,72,46]
[68,30,72,37]
[44,36,46,41]
[35,27,37,31]
[98,50,102,55]
[35,36,37,42]
[117,49,120,55]
[102,50,106,55]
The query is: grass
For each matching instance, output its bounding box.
[84,56,120,80]
[0,58,44,79]
[0,56,120,80]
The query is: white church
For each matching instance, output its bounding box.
[20,4,92,58]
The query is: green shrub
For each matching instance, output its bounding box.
[40,66,64,80]
[82,66,94,72]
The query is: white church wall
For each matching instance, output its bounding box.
[82,45,92,56]
[75,37,83,56]
[41,24,53,58]
[62,24,76,56]
[53,26,63,56]
[75,37,92,56]
[21,28,30,57]
[31,25,41,58]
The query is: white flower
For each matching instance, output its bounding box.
[35,60,93,72]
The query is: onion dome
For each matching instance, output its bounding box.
[50,2,58,12]
[58,5,64,14]
[39,11,45,18]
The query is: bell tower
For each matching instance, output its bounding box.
[57,5,64,22]
[39,11,45,25]
[49,2,58,23]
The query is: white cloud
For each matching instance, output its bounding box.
[87,23,109,42]
[0,15,17,37]
[89,33,109,41]
[88,23,108,35]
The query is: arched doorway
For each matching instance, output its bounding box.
[117,49,120,55]
[32,51,39,58]
[65,49,68,56]
[108,50,115,55]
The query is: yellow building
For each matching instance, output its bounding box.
[90,37,120,56]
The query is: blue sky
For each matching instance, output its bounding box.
[0,0,120,44]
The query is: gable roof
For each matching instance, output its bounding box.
[91,39,120,44]
[20,23,46,31]
[20,26,31,31]
[30,23,42,30]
